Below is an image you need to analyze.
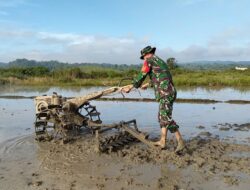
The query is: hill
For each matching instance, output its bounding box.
[4,59,250,70]
[0,62,7,68]
[180,61,250,70]
[7,59,140,71]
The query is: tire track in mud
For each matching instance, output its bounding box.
[0,135,33,155]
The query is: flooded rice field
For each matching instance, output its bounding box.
[0,86,250,190]
[2,85,250,101]
[0,86,250,144]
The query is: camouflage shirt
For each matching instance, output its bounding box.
[133,55,176,101]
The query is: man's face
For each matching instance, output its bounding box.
[143,53,153,60]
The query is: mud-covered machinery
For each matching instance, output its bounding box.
[34,86,155,152]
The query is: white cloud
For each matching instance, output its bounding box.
[0,29,35,38]
[160,44,250,62]
[0,26,250,64]
[37,32,95,45]
[0,28,149,64]
[182,46,250,61]
[155,26,250,62]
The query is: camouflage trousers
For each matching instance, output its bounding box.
[158,94,179,133]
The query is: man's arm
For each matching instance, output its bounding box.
[122,61,150,93]
[132,61,150,88]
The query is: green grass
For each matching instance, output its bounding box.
[1,66,250,87]
[172,69,250,87]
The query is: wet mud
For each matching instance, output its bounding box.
[215,123,250,132]
[0,130,250,190]
[1,93,250,189]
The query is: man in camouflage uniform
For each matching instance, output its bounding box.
[123,46,185,153]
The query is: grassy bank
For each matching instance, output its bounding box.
[0,77,121,86]
[1,66,250,87]
[172,69,250,87]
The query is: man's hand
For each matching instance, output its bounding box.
[121,84,133,93]
[140,83,149,90]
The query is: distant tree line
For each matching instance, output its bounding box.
[1,58,250,70]
[0,58,141,71]
[0,58,180,80]
[0,59,144,80]
[1,58,250,87]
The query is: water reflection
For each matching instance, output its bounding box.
[1,85,250,101]
[0,98,249,145]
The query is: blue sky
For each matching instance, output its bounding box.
[0,0,250,64]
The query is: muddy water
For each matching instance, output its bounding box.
[1,88,250,144]
[0,99,34,142]
[0,86,250,190]
[1,85,250,100]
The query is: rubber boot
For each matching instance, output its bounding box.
[175,139,185,153]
